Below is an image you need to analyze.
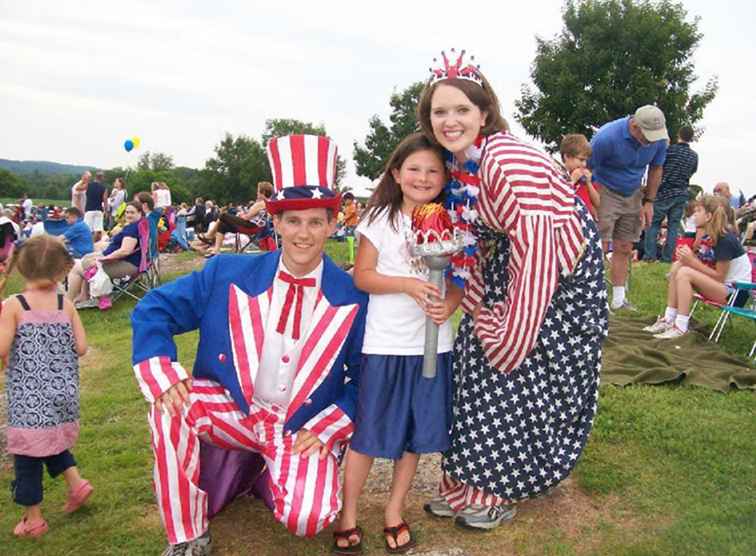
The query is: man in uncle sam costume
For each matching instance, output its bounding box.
[131,135,367,556]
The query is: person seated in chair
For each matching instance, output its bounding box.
[204,181,274,257]
[131,135,367,556]
[66,202,143,309]
[61,207,95,260]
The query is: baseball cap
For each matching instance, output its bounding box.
[634,105,669,142]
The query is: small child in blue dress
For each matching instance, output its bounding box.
[333,133,462,555]
[0,235,92,538]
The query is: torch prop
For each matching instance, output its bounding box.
[410,204,465,378]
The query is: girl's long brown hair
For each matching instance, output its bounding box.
[701,194,733,244]
[364,133,445,232]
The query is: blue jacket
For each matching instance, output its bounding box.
[131,250,367,445]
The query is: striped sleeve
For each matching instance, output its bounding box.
[474,213,559,373]
[302,403,355,451]
[471,132,570,373]
[133,356,190,403]
[460,251,485,314]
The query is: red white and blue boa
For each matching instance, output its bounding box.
[444,136,483,288]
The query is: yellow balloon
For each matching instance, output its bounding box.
[132,136,141,149]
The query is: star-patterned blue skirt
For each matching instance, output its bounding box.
[442,202,608,501]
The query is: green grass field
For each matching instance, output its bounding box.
[0,250,754,555]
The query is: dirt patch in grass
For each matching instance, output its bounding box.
[201,455,647,556]
[158,252,206,276]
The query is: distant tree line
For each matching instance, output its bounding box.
[2,118,349,206]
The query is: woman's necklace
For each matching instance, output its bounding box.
[444,135,483,287]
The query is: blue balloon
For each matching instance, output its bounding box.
[124,139,134,152]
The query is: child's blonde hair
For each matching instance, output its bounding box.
[685,198,701,219]
[0,235,74,296]
[700,194,734,244]
[559,134,592,159]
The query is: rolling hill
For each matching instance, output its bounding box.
[0,159,95,176]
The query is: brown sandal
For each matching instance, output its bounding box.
[332,525,363,555]
[383,521,416,554]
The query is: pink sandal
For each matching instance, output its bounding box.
[64,480,94,513]
[13,517,48,538]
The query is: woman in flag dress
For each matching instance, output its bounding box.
[416,50,608,530]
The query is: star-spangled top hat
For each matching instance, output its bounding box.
[265,134,341,215]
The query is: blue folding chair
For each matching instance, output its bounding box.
[713,281,756,358]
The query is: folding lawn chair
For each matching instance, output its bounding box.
[110,218,160,303]
[717,294,756,358]
[234,218,277,254]
[703,252,756,344]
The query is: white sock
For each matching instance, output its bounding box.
[611,286,626,308]
[675,314,690,332]
[664,307,678,323]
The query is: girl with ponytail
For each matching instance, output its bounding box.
[644,194,753,339]
[0,235,92,538]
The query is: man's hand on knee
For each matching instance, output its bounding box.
[155,378,192,416]
[293,429,328,460]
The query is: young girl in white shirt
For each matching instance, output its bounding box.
[333,133,462,555]
[645,194,752,339]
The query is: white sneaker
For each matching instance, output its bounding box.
[610,300,638,312]
[643,317,673,333]
[454,503,517,530]
[74,299,98,310]
[423,496,456,518]
[162,531,211,556]
[654,325,687,339]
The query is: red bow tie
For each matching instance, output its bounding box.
[276,271,316,340]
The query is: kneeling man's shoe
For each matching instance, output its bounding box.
[454,503,517,530]
[162,530,212,556]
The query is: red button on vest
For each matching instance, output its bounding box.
[281,355,290,364]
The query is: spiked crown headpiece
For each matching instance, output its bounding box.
[428,48,482,86]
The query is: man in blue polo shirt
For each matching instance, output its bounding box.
[62,207,95,259]
[590,105,669,310]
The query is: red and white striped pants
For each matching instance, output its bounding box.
[439,472,507,511]
[148,378,342,544]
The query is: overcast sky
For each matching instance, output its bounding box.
[1,0,755,197]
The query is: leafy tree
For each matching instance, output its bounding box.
[137,151,175,172]
[515,0,718,151]
[0,168,25,198]
[18,171,78,201]
[103,162,199,204]
[261,118,327,146]
[353,82,424,180]
[202,133,270,204]
[262,118,347,187]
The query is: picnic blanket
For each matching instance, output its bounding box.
[601,316,756,392]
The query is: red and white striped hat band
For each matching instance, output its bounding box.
[267,135,338,192]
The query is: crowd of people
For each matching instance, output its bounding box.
[1,47,755,556]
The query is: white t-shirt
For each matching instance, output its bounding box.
[726,253,752,283]
[22,198,33,217]
[110,189,126,215]
[155,189,172,209]
[356,208,453,355]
